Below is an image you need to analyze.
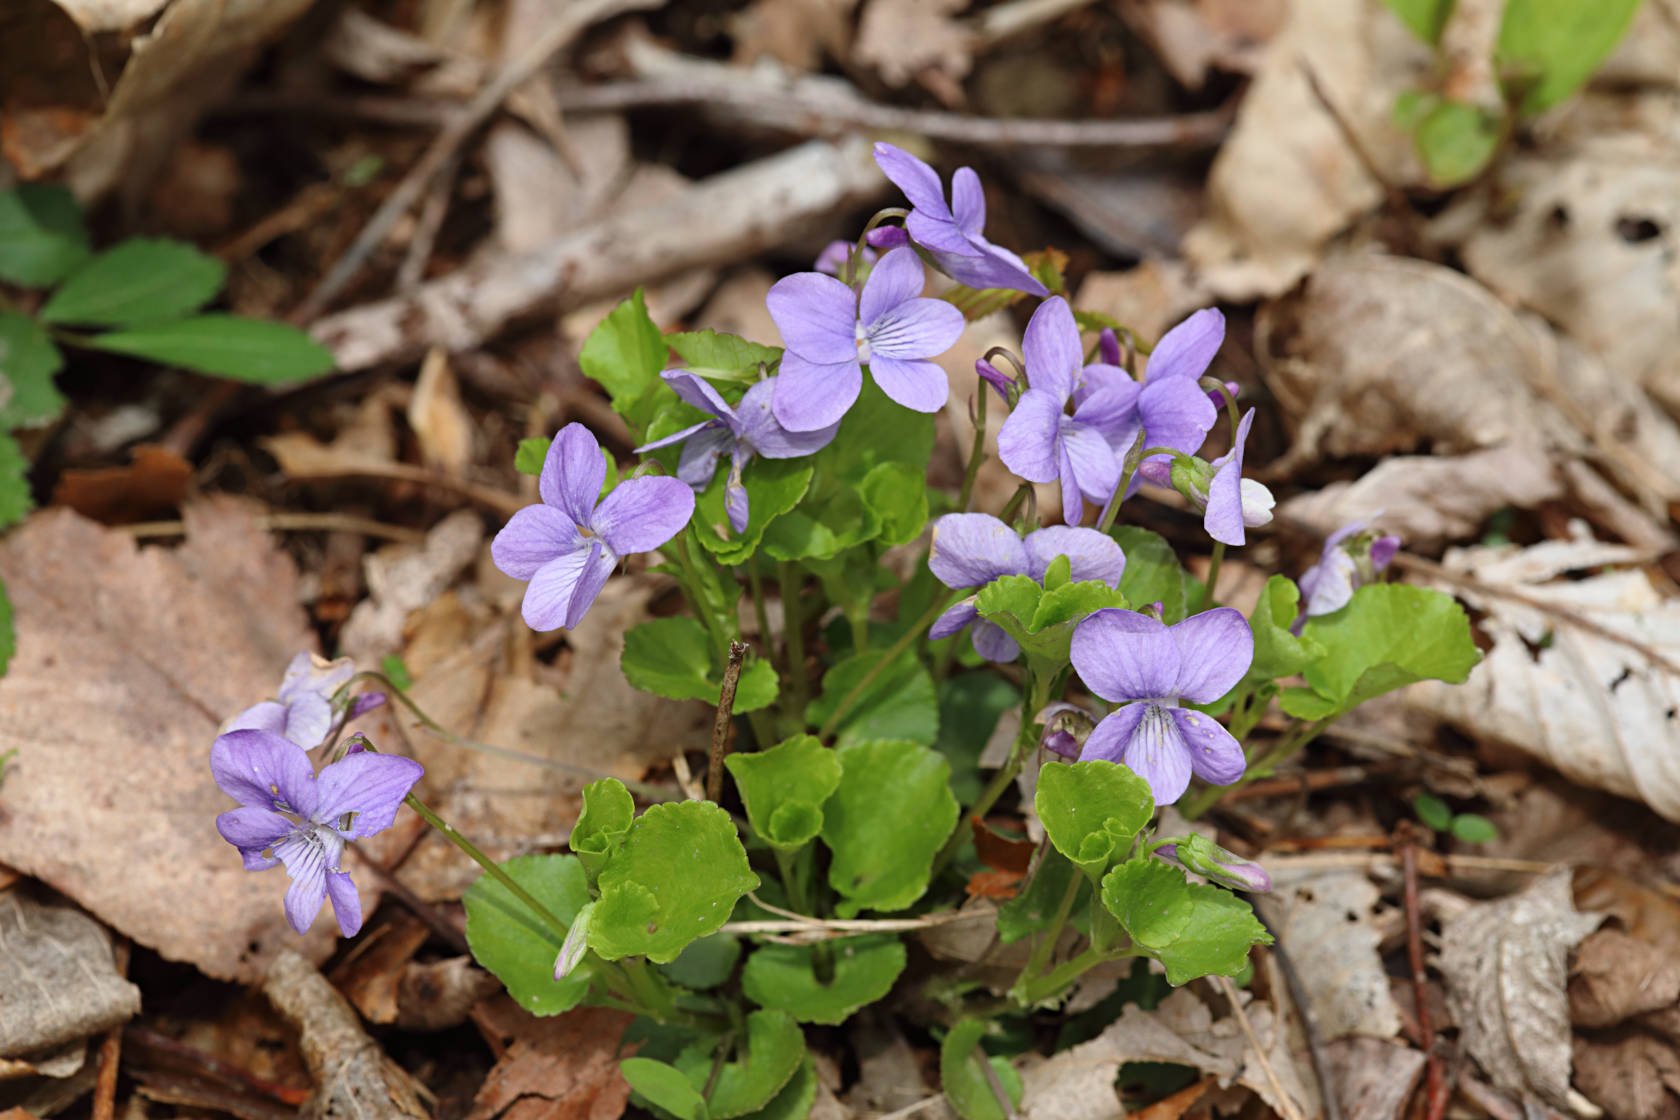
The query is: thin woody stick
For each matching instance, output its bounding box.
[708,641,746,803]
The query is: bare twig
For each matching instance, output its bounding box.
[1255,905,1343,1120]
[1216,975,1304,1120]
[125,1027,310,1107]
[1397,824,1446,1120]
[873,1095,945,1120]
[91,938,130,1120]
[396,151,459,293]
[708,640,746,803]
[311,136,886,371]
[121,512,426,544]
[296,0,657,318]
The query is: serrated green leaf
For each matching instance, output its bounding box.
[822,739,958,917]
[0,312,66,428]
[80,315,335,382]
[940,1019,1022,1120]
[660,932,742,991]
[1283,584,1480,720]
[975,574,1126,668]
[1412,792,1453,832]
[0,434,34,530]
[1100,858,1196,949]
[1110,526,1188,623]
[694,457,813,566]
[1451,813,1499,843]
[725,735,842,851]
[674,1010,805,1120]
[0,185,89,287]
[805,648,937,747]
[827,375,936,481]
[1035,761,1155,879]
[570,778,635,879]
[41,238,225,326]
[997,848,1087,945]
[1497,0,1642,114]
[579,289,669,437]
[1042,554,1073,592]
[622,617,779,714]
[622,1058,710,1120]
[463,853,593,1015]
[1101,858,1271,985]
[1414,100,1503,187]
[859,460,927,547]
[666,330,781,378]
[590,800,759,963]
[1245,575,1325,683]
[735,1055,817,1120]
[1381,0,1451,42]
[741,935,907,1024]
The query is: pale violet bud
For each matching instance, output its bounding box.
[554,901,594,981]
[1035,701,1096,760]
[1156,833,1271,893]
[1298,518,1402,622]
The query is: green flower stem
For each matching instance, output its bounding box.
[747,561,775,672]
[403,793,572,940]
[1012,867,1083,1000]
[929,670,1053,879]
[772,846,812,916]
[843,207,910,285]
[817,592,960,741]
[1196,541,1226,614]
[998,483,1033,527]
[1177,716,1332,820]
[958,374,992,514]
[1016,945,1140,1006]
[1203,377,1243,447]
[779,563,810,726]
[1096,444,1182,535]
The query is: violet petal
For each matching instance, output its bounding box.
[869,354,949,413]
[971,619,1021,662]
[767,272,859,365]
[313,752,425,838]
[325,871,363,937]
[492,504,585,581]
[1146,308,1224,382]
[212,729,319,816]
[1021,297,1080,402]
[1166,608,1252,704]
[1070,608,1181,702]
[592,475,695,554]
[1170,707,1246,785]
[773,353,863,432]
[1023,526,1126,586]
[928,513,1030,589]
[996,389,1063,483]
[540,424,606,527]
[859,247,925,325]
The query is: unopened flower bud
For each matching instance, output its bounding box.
[1035,702,1096,760]
[554,902,594,980]
[1298,518,1402,621]
[1098,327,1122,368]
[1156,833,1271,892]
[976,358,1015,403]
[865,225,910,250]
[347,692,387,720]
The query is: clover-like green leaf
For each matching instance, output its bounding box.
[570,778,634,879]
[1412,99,1503,187]
[622,617,779,714]
[590,800,759,963]
[975,574,1126,668]
[741,935,907,1024]
[660,932,742,991]
[463,853,593,1015]
[725,735,842,851]
[805,648,937,747]
[1245,575,1325,684]
[622,1058,709,1120]
[940,1018,1022,1120]
[0,312,66,428]
[81,315,335,383]
[579,288,669,437]
[1110,526,1189,623]
[821,739,958,917]
[1280,584,1480,720]
[0,184,89,287]
[1035,761,1155,880]
[674,1010,806,1120]
[1101,858,1271,985]
[665,330,780,380]
[41,238,225,326]
[694,458,813,566]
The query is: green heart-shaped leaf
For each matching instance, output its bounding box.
[674,1010,805,1119]
[1035,761,1155,879]
[821,739,957,917]
[725,735,842,851]
[741,935,907,1024]
[622,617,779,714]
[463,853,592,1015]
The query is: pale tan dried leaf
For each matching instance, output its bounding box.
[394,957,500,1032]
[485,115,631,253]
[854,0,973,88]
[0,887,140,1056]
[339,510,484,665]
[1263,871,1401,1041]
[44,0,169,32]
[1323,1038,1426,1120]
[1408,533,1680,824]
[409,349,475,475]
[1017,988,1313,1120]
[0,501,353,982]
[1073,263,1212,348]
[465,1004,632,1120]
[1437,869,1605,1116]
[1596,2,1680,86]
[1182,0,1428,298]
[1120,0,1286,89]
[731,0,858,70]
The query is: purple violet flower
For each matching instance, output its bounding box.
[1069,607,1253,805]
[767,246,965,431]
[927,512,1125,661]
[212,729,423,936]
[226,652,356,752]
[1136,409,1275,547]
[873,143,1049,297]
[1297,519,1401,622]
[1036,701,1096,760]
[814,240,877,278]
[636,373,838,532]
[492,423,695,631]
[976,358,1015,403]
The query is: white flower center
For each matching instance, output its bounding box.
[855,320,873,363]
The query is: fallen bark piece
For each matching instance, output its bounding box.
[262,950,430,1120]
[311,137,886,371]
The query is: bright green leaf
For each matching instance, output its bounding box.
[570,778,635,879]
[1497,0,1642,114]
[660,932,743,991]
[1035,761,1155,879]
[590,800,759,963]
[997,848,1087,945]
[666,330,780,378]
[674,1010,805,1120]
[579,289,668,437]
[622,617,779,714]
[822,739,958,916]
[940,1019,1022,1120]
[379,653,412,691]
[1042,554,1073,592]
[826,376,936,481]
[735,1056,817,1120]
[1414,100,1503,186]
[514,438,550,475]
[1451,813,1499,844]
[0,312,66,428]
[41,238,225,326]
[1101,858,1196,950]
[622,1059,709,1120]
[975,574,1126,669]
[741,935,907,1024]
[859,461,927,547]
[1110,527,1189,623]
[0,434,34,530]
[725,735,843,851]
[935,672,1020,805]
[1245,575,1325,684]
[1412,792,1453,832]
[1381,0,1452,42]
[1101,859,1271,985]
[694,458,813,566]
[463,853,593,1015]
[806,648,937,747]
[0,184,89,287]
[80,315,335,383]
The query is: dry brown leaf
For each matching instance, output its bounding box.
[484,114,631,253]
[1572,1030,1680,1120]
[854,0,973,88]
[465,1002,633,1120]
[0,501,359,981]
[1408,533,1680,824]
[394,957,500,1032]
[409,349,475,476]
[1569,929,1680,1029]
[339,510,484,665]
[731,0,858,70]
[330,913,433,1026]
[0,885,140,1056]
[1181,0,1428,298]
[1323,1037,1426,1120]
[1120,0,1286,89]
[1263,870,1401,1041]
[1437,868,1605,1117]
[49,444,193,524]
[1073,263,1212,348]
[1017,988,1313,1120]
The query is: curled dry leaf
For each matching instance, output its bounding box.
[0,501,358,982]
[0,886,141,1057]
[339,510,484,665]
[464,1002,633,1120]
[1437,869,1605,1117]
[1408,533,1680,824]
[1571,1031,1680,1120]
[854,0,973,88]
[1017,988,1314,1120]
[1569,929,1680,1030]
[1263,870,1401,1042]
[1323,1037,1426,1120]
